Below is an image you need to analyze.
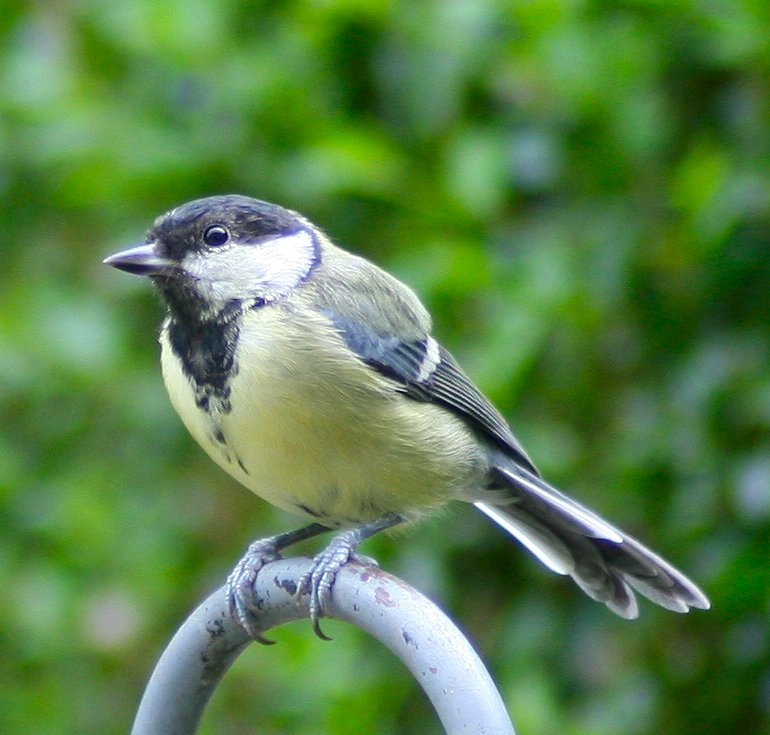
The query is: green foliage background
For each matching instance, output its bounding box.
[1,1,768,733]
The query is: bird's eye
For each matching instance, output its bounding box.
[203,225,230,248]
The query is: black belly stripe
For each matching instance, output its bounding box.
[165,297,243,415]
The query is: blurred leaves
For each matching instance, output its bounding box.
[0,0,768,734]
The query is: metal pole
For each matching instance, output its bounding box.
[131,557,516,735]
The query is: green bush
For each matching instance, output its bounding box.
[1,1,768,733]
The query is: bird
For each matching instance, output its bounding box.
[104,194,710,640]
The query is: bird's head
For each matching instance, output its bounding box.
[104,195,321,320]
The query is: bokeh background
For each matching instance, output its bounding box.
[2,1,769,733]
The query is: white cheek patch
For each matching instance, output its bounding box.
[253,231,317,293]
[182,230,316,306]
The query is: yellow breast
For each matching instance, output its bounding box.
[160,305,485,527]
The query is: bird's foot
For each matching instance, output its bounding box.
[226,537,285,644]
[226,522,333,643]
[297,530,379,640]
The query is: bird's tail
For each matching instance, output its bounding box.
[475,463,710,618]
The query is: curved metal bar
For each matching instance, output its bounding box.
[131,557,516,735]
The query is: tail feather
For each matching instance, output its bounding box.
[475,503,574,575]
[475,464,710,618]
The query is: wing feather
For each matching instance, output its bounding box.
[321,309,537,473]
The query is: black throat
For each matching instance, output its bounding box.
[162,282,245,414]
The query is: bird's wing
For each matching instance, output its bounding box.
[320,309,539,474]
[302,244,538,472]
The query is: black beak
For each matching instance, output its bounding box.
[103,243,176,276]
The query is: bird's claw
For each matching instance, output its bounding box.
[226,538,284,644]
[297,532,379,640]
[227,520,388,642]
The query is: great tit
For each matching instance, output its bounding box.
[105,194,709,639]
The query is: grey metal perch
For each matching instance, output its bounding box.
[130,557,516,735]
